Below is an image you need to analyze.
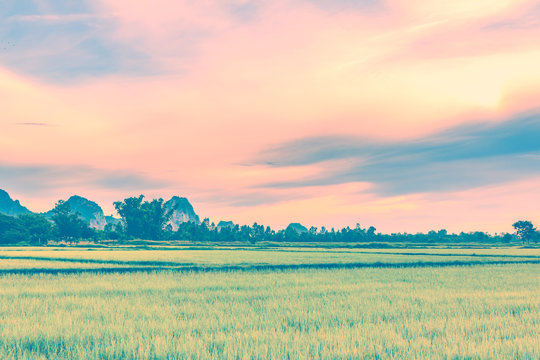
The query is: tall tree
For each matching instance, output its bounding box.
[52,200,93,241]
[114,195,172,239]
[17,213,53,245]
[512,220,537,244]
[0,214,25,244]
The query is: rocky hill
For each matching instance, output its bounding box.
[1,190,198,231]
[217,220,235,230]
[0,189,31,216]
[286,223,308,234]
[44,195,109,230]
[164,196,200,230]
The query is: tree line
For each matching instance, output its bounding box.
[0,195,538,245]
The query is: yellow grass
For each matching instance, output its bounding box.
[0,247,537,270]
[0,263,538,359]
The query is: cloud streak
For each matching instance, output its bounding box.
[6,13,109,23]
[0,163,169,195]
[14,122,52,126]
[483,2,540,30]
[255,112,540,195]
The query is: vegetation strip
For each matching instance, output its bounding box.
[1,250,538,267]
[0,259,538,275]
[0,255,197,266]
[2,191,539,246]
[248,248,540,258]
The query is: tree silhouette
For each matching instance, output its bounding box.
[52,200,93,241]
[512,220,536,244]
[114,195,172,239]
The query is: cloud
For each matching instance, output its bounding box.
[226,1,260,22]
[198,192,297,208]
[483,2,540,30]
[0,163,169,195]
[7,13,107,23]
[0,1,150,82]
[305,0,382,13]
[14,122,52,126]
[254,112,540,195]
[0,0,391,82]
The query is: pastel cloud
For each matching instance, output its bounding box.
[0,0,539,232]
[253,112,540,194]
[0,163,167,193]
[0,1,148,81]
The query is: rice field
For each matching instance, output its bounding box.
[0,247,538,359]
[0,247,538,272]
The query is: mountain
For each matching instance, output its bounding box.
[44,195,108,230]
[217,220,235,231]
[105,215,121,226]
[286,223,308,234]
[0,189,31,216]
[164,196,200,230]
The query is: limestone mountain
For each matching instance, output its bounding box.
[217,220,235,230]
[45,195,108,230]
[0,189,31,216]
[164,196,200,231]
[286,223,308,234]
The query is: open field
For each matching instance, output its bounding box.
[0,247,538,359]
[0,247,538,273]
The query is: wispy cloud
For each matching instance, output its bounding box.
[483,2,540,30]
[0,163,169,195]
[197,191,298,208]
[306,0,383,13]
[6,13,109,23]
[0,1,150,82]
[254,112,540,195]
[14,122,52,126]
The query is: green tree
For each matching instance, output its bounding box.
[114,195,172,239]
[143,198,171,239]
[51,200,93,241]
[502,233,513,244]
[17,213,53,245]
[103,222,124,240]
[367,226,377,239]
[0,214,25,244]
[512,220,536,244]
[114,195,145,238]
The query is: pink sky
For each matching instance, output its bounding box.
[1,0,539,233]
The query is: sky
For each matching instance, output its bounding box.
[1,0,539,234]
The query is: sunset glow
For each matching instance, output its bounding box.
[1,0,539,233]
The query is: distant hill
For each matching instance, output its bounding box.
[44,195,109,230]
[0,189,31,216]
[217,220,235,230]
[105,215,121,226]
[164,196,200,230]
[286,223,308,234]
[1,191,199,231]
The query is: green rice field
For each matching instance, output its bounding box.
[0,247,538,272]
[0,247,538,359]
